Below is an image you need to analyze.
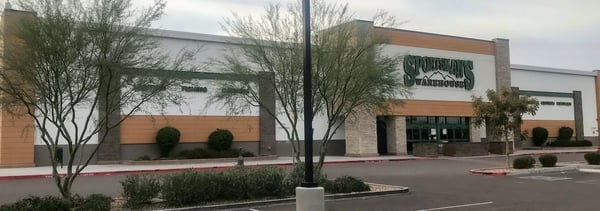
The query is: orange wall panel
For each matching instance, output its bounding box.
[383,100,474,117]
[0,112,35,166]
[120,115,260,144]
[373,28,495,55]
[521,120,576,138]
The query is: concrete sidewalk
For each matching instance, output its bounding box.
[0,148,595,180]
[0,155,424,180]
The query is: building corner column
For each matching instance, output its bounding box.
[344,108,378,156]
[258,71,276,156]
[594,70,600,149]
[96,70,122,163]
[573,90,584,141]
[493,38,511,91]
[488,38,512,142]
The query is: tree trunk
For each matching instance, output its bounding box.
[505,131,510,169]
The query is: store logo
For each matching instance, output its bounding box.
[403,55,475,90]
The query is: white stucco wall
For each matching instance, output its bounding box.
[522,96,574,120]
[512,65,598,136]
[34,106,99,145]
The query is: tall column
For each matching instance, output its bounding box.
[387,116,407,155]
[488,38,512,142]
[258,72,276,155]
[494,38,511,91]
[470,123,481,142]
[573,91,584,140]
[344,108,378,156]
[97,69,122,162]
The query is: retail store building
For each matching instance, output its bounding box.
[0,10,597,166]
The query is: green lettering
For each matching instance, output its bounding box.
[403,55,416,86]
[464,61,474,90]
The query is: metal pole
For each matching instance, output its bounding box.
[301,0,316,188]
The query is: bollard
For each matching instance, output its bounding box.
[237,148,244,167]
[55,147,64,168]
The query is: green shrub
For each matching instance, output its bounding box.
[161,170,221,206]
[75,194,112,211]
[584,152,600,165]
[217,167,249,200]
[548,140,592,147]
[513,156,536,169]
[538,154,558,167]
[557,126,574,141]
[531,127,548,146]
[245,166,286,198]
[156,126,181,157]
[160,167,287,206]
[176,148,210,159]
[0,194,111,211]
[216,166,287,200]
[135,155,151,161]
[121,175,160,209]
[283,163,327,195]
[324,176,370,194]
[176,148,255,159]
[208,129,234,151]
[0,195,70,211]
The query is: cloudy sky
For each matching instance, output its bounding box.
[145,0,600,71]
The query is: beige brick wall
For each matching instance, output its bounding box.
[344,109,378,156]
[386,116,407,155]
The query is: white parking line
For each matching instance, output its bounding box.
[249,209,260,211]
[417,201,493,211]
[579,168,600,174]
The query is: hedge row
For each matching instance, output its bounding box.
[0,194,111,211]
[547,140,593,147]
[122,166,370,208]
[175,148,254,160]
[156,127,237,158]
[530,126,586,147]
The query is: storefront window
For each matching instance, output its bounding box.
[406,116,470,143]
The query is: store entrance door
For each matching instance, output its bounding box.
[406,116,471,153]
[376,117,388,155]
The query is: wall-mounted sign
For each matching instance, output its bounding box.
[403,55,475,90]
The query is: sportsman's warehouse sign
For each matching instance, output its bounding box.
[403,55,475,90]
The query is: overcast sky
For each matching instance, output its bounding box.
[146,0,600,71]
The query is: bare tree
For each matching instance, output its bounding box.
[0,0,197,199]
[211,0,409,171]
[472,89,538,168]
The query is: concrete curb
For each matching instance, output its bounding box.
[120,155,279,165]
[469,151,596,176]
[159,183,409,211]
[579,168,600,173]
[470,162,600,177]
[0,157,428,180]
[469,169,507,176]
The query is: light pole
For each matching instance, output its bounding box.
[296,1,324,210]
[301,0,316,188]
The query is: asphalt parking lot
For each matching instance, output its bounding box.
[0,153,597,210]
[234,155,599,211]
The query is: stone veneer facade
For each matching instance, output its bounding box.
[344,108,378,156]
[386,116,408,155]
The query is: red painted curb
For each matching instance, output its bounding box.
[469,170,507,176]
[0,158,429,180]
[520,151,592,156]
